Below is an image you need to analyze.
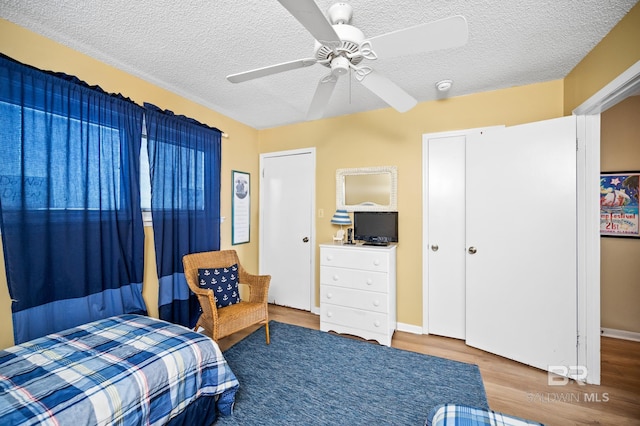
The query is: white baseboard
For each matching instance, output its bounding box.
[397,322,423,335]
[601,327,640,342]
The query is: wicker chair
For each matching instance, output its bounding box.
[183,250,270,344]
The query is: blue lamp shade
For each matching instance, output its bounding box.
[330,209,352,226]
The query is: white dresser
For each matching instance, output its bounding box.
[319,243,397,346]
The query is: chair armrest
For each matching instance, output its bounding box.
[240,270,271,303]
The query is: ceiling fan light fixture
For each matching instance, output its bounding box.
[436,79,453,92]
[330,56,350,76]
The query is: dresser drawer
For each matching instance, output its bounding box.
[321,285,388,313]
[320,247,390,272]
[321,304,388,334]
[320,266,388,292]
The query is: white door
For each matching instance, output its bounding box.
[260,149,315,310]
[465,116,577,371]
[426,134,467,339]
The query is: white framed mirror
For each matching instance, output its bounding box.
[336,166,397,212]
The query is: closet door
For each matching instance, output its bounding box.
[465,116,577,372]
[260,149,315,311]
[426,134,467,339]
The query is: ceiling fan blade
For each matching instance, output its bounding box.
[277,0,341,45]
[368,15,468,59]
[227,58,317,83]
[358,70,417,113]
[307,75,338,120]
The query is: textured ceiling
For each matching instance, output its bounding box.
[1,0,637,129]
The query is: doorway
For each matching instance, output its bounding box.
[259,148,316,311]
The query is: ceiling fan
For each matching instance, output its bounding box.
[227,1,468,119]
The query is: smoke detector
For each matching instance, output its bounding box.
[436,79,453,92]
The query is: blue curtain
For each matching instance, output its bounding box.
[144,103,221,328]
[0,54,146,344]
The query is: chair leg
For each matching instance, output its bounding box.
[265,321,270,345]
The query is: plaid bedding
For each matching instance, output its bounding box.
[426,404,544,426]
[0,314,239,425]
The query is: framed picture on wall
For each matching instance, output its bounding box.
[232,170,250,244]
[600,171,640,238]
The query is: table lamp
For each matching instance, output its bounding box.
[330,209,351,243]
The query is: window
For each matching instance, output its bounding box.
[140,135,151,211]
[0,102,127,212]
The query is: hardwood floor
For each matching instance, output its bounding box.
[218,304,640,425]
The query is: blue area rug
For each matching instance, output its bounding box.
[216,321,488,425]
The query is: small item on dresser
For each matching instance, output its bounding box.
[333,229,345,243]
[345,228,355,244]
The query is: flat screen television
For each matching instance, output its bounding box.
[353,211,398,246]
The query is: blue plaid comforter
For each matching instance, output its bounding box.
[0,314,239,425]
[427,404,544,426]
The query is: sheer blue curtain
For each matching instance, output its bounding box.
[0,54,146,344]
[144,103,221,328]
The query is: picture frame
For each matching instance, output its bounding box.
[232,170,250,245]
[600,171,639,238]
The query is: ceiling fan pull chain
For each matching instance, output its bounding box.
[349,67,352,105]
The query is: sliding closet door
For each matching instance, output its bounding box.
[465,116,578,372]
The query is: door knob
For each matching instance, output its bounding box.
[468,246,477,254]
[431,244,439,252]
[302,237,309,243]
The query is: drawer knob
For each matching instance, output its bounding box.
[366,278,373,285]
[326,293,333,299]
[326,255,333,261]
[373,300,380,307]
[374,320,381,327]
[373,259,380,266]
[332,275,339,281]
[327,311,333,318]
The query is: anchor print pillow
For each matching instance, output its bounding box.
[198,264,241,308]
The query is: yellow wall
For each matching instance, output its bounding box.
[600,96,640,333]
[564,2,640,114]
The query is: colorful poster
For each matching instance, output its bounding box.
[600,172,639,237]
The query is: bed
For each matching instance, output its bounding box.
[426,404,544,426]
[0,314,239,425]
